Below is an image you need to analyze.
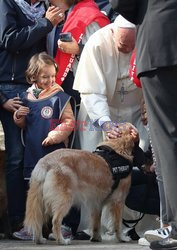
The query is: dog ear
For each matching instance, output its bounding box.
[110,134,135,162]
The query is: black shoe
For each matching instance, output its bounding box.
[150,238,177,250]
[73,231,91,240]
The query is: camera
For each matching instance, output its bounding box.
[59,32,72,42]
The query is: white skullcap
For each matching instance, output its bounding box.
[114,15,135,28]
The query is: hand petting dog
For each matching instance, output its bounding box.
[102,121,139,142]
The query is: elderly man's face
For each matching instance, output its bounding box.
[114,27,136,53]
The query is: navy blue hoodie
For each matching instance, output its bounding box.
[0,0,53,84]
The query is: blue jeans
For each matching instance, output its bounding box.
[0,84,28,229]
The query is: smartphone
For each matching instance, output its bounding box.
[59,32,72,42]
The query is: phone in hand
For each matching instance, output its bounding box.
[59,32,72,42]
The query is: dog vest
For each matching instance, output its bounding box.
[93,145,133,193]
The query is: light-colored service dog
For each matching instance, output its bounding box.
[24,125,136,244]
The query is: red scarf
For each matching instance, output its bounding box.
[55,0,110,85]
[129,49,142,88]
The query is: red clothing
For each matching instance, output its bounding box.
[55,0,110,85]
[129,49,142,88]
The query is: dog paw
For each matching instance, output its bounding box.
[35,237,47,244]
[57,238,71,245]
[40,237,47,244]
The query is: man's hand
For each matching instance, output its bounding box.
[2,97,23,113]
[102,121,122,139]
[129,125,139,142]
[45,6,65,26]
[102,121,139,141]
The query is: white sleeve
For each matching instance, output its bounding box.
[81,93,111,127]
[82,22,101,45]
[73,33,108,96]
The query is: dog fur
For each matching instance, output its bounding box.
[24,126,135,245]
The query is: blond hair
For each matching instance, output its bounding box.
[26,52,58,84]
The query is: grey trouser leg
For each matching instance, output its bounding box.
[146,125,168,225]
[140,66,177,238]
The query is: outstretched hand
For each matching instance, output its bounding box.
[102,121,139,141]
[102,121,122,139]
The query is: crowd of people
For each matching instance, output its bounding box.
[0,0,176,249]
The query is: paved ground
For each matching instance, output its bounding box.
[0,240,149,250]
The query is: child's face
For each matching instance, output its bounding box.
[36,65,56,90]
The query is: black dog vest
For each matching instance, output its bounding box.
[93,145,133,194]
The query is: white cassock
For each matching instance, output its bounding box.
[73,23,158,236]
[73,23,149,151]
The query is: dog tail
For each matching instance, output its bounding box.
[24,158,48,238]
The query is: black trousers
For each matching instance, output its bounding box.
[63,206,80,236]
[140,66,177,238]
[126,169,160,215]
[62,71,81,106]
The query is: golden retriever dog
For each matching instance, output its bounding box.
[24,124,136,245]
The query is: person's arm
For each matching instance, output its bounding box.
[81,93,122,139]
[73,28,118,137]
[81,93,110,127]
[42,102,75,146]
[57,22,101,55]
[0,1,63,52]
[109,0,138,24]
